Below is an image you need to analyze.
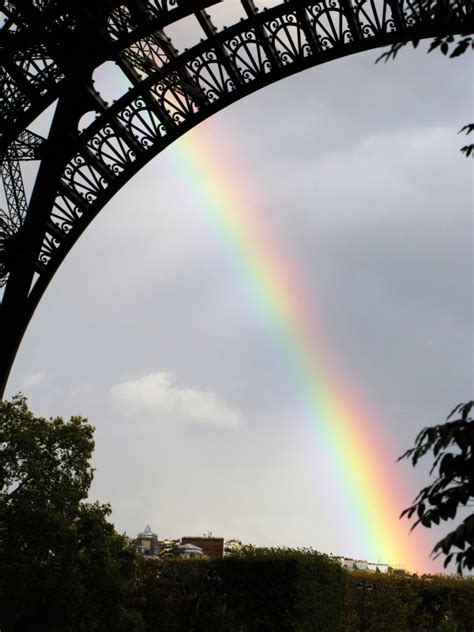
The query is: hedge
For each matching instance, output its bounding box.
[128,549,474,632]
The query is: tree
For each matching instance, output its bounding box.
[0,394,142,632]
[377,4,473,575]
[377,27,474,157]
[423,34,474,158]
[399,401,474,575]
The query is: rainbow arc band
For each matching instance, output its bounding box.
[167,127,430,571]
[0,0,470,402]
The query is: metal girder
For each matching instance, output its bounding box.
[0,131,45,219]
[0,0,472,397]
[0,129,45,285]
[1,159,27,226]
[0,0,223,149]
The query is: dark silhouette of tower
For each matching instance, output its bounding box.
[1,0,472,397]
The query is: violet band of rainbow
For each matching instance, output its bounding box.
[162,123,430,572]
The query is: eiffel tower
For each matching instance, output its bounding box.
[0,0,472,397]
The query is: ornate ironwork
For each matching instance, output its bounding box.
[0,0,472,396]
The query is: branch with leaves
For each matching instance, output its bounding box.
[459,123,474,157]
[377,34,474,158]
[399,401,474,575]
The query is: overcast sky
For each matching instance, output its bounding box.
[4,6,472,573]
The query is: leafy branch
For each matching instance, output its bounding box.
[377,34,474,158]
[459,123,474,157]
[399,401,474,575]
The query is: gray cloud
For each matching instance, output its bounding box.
[20,370,48,390]
[111,372,241,429]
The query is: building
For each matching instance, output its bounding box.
[354,560,368,571]
[388,566,407,576]
[181,535,224,559]
[177,543,204,558]
[339,557,355,570]
[367,562,388,574]
[337,557,389,573]
[158,538,181,557]
[135,525,160,557]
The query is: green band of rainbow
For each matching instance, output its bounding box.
[161,123,430,572]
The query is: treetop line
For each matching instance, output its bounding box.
[0,0,472,398]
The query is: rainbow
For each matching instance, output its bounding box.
[163,122,430,572]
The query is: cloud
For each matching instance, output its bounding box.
[21,370,48,390]
[111,372,240,429]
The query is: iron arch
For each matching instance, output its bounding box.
[0,0,472,397]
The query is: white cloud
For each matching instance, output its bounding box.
[111,372,240,429]
[21,370,48,390]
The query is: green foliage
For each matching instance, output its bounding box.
[459,123,474,157]
[428,36,474,157]
[377,29,474,158]
[0,395,142,632]
[399,401,474,574]
[130,552,474,632]
[377,13,473,574]
[427,35,474,58]
[412,575,474,632]
[3,395,472,630]
[377,34,474,63]
[343,572,424,632]
[0,393,94,509]
[132,549,345,632]
[343,572,474,632]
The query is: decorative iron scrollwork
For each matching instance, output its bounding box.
[353,0,397,38]
[150,75,200,124]
[118,97,169,147]
[49,191,84,235]
[87,124,136,177]
[0,0,471,395]
[266,12,312,64]
[62,153,108,204]
[307,2,353,49]
[226,30,273,80]
[37,230,60,268]
[25,0,473,282]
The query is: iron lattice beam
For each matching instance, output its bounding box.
[0,0,472,397]
[0,129,45,285]
[0,0,223,150]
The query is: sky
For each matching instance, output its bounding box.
[3,4,473,574]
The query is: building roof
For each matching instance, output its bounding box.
[138,525,157,538]
[179,543,203,552]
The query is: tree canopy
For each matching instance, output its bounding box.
[1,395,473,630]
[0,394,141,632]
